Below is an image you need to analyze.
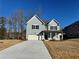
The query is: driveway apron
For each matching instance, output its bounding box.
[0,40,52,59]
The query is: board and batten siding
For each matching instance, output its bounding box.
[26,16,46,36]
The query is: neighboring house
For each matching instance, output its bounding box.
[63,20,79,38]
[26,15,63,40]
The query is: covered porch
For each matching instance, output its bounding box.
[38,30,63,40]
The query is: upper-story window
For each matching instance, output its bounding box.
[50,26,57,30]
[32,25,39,29]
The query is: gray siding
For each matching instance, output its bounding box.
[26,16,46,35]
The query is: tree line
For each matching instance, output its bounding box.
[0,10,26,40]
[0,9,42,40]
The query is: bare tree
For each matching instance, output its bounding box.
[8,17,13,39]
[12,16,17,39]
[15,9,24,39]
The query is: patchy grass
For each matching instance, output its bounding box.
[0,39,23,51]
[44,39,79,59]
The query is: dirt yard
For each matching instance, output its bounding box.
[0,39,23,51]
[44,39,79,59]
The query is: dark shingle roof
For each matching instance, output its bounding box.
[26,14,59,25]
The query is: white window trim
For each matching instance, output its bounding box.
[32,24,39,29]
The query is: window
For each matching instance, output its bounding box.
[32,25,35,29]
[36,25,39,29]
[50,26,57,30]
[32,25,39,29]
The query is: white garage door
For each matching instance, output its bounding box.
[28,35,38,40]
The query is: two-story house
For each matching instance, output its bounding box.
[26,15,63,40]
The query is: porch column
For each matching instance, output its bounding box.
[49,32,52,40]
[61,34,63,40]
[55,33,58,40]
[42,32,45,40]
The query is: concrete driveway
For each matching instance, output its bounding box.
[0,40,52,59]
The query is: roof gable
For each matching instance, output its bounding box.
[48,19,59,25]
[27,15,45,24]
[27,15,59,25]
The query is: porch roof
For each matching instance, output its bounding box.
[43,30,63,32]
[38,30,63,35]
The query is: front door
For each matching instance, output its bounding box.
[44,33,48,40]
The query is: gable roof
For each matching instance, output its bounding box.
[54,19,59,25]
[27,15,45,24]
[42,20,50,24]
[35,15,45,24]
[27,14,59,25]
[49,19,59,25]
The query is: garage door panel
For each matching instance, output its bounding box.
[28,35,38,40]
